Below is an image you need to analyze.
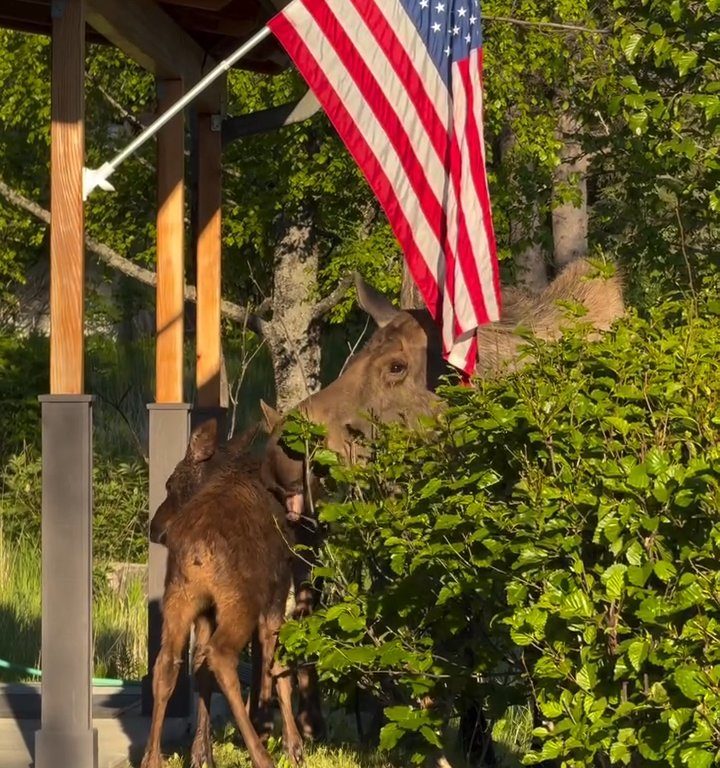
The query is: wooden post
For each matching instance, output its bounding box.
[36,3,97,768]
[49,0,85,394]
[156,78,185,403]
[195,113,222,407]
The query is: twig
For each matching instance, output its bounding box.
[484,15,610,34]
[310,273,354,321]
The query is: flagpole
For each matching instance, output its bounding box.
[82,25,273,200]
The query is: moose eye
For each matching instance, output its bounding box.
[389,360,407,375]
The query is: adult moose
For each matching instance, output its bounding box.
[261,257,624,502]
[259,258,624,757]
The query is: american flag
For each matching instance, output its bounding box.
[269,0,501,375]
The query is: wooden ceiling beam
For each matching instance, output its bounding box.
[86,0,223,112]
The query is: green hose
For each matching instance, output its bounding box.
[0,657,140,687]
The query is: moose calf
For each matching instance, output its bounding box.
[141,419,303,768]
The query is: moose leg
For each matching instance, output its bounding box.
[205,612,274,768]
[292,577,325,740]
[250,615,276,741]
[260,601,304,765]
[141,592,195,768]
[191,613,216,768]
[274,659,304,764]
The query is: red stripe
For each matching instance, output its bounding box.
[270,10,442,317]
[465,334,478,377]
[468,50,501,310]
[449,60,490,327]
[303,0,451,258]
[347,0,450,164]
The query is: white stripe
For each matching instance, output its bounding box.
[447,330,476,372]
[284,0,444,291]
[468,50,500,320]
[450,64,480,332]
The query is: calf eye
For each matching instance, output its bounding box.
[389,360,407,375]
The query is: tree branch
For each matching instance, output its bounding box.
[310,273,354,321]
[0,177,265,335]
[484,15,610,34]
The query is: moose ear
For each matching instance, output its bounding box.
[354,273,399,328]
[260,399,282,433]
[188,419,218,463]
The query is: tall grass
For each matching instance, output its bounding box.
[0,537,147,683]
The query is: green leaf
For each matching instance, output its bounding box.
[379,722,403,750]
[627,639,650,671]
[674,667,708,701]
[621,33,643,63]
[681,748,713,768]
[602,563,628,599]
[653,560,677,582]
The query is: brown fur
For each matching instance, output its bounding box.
[295,258,623,457]
[141,420,303,768]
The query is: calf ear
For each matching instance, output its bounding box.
[260,399,282,433]
[354,273,399,328]
[188,418,218,463]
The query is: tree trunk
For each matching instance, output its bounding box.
[400,262,424,310]
[499,123,547,294]
[264,213,322,412]
[552,113,589,268]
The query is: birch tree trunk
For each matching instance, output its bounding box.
[552,112,589,268]
[264,213,322,411]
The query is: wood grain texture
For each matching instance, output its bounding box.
[50,0,85,395]
[156,79,185,404]
[195,114,222,407]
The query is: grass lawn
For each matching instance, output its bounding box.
[0,536,147,682]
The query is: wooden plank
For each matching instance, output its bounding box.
[195,113,222,407]
[156,79,185,404]
[50,0,85,395]
[86,0,221,112]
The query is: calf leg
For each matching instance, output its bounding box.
[250,616,276,742]
[191,613,216,768]
[293,582,325,740]
[259,606,304,765]
[205,615,274,768]
[141,592,195,768]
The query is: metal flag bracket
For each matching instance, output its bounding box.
[82,25,272,201]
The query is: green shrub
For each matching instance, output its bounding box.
[279,295,720,767]
[1,446,148,562]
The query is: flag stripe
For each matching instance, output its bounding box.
[468,49,501,303]
[455,55,496,322]
[270,8,443,316]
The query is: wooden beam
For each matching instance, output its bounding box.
[195,113,222,407]
[222,89,321,145]
[50,0,85,395]
[156,79,185,404]
[86,0,222,112]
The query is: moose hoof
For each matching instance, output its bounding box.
[252,707,275,744]
[297,709,326,742]
[190,739,215,768]
[284,730,304,766]
[140,751,163,768]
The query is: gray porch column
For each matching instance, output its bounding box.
[35,395,97,768]
[142,402,192,717]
